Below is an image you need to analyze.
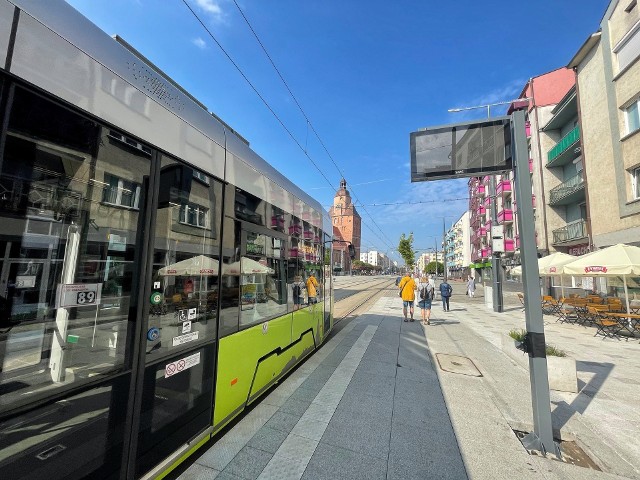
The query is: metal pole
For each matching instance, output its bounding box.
[443,218,448,282]
[490,176,503,313]
[512,108,560,457]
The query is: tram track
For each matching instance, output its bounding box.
[333,278,395,324]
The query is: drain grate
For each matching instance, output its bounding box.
[435,354,482,377]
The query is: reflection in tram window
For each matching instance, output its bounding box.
[239,235,287,327]
[0,88,148,416]
[146,158,222,357]
[235,189,264,226]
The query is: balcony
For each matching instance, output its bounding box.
[547,126,580,167]
[478,226,487,236]
[548,171,585,206]
[477,184,486,196]
[485,219,492,230]
[477,206,486,216]
[497,208,513,224]
[525,121,531,138]
[483,196,491,207]
[496,180,511,196]
[289,224,302,236]
[529,158,533,173]
[552,219,588,245]
[532,195,536,209]
[481,247,492,258]
[504,238,515,252]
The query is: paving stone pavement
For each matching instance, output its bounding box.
[177,286,639,480]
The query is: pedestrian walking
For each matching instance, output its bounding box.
[467,275,476,298]
[306,272,319,305]
[439,279,452,311]
[398,272,417,322]
[417,276,434,325]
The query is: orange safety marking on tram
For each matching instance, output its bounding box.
[230,378,238,386]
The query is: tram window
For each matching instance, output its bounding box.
[219,218,240,337]
[146,157,222,358]
[0,87,148,417]
[239,252,287,327]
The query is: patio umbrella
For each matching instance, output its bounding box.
[158,255,220,276]
[562,243,640,315]
[511,252,576,276]
[223,257,274,275]
[511,251,590,297]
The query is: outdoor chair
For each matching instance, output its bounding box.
[541,295,561,315]
[517,293,525,311]
[583,304,609,326]
[590,308,624,340]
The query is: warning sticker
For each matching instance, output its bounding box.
[172,331,199,347]
[164,352,201,378]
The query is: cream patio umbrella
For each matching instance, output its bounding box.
[511,251,579,298]
[158,255,220,276]
[561,243,640,314]
[223,257,275,275]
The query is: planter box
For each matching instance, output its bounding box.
[500,334,577,393]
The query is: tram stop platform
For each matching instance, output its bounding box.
[175,289,640,480]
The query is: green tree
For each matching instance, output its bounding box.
[425,261,444,275]
[398,232,415,268]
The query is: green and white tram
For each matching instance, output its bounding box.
[0,1,338,478]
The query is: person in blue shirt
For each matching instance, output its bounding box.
[439,280,453,311]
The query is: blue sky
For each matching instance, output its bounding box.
[66,0,607,265]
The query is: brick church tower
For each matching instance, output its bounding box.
[329,178,361,273]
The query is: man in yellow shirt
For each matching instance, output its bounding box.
[306,272,319,305]
[398,272,417,322]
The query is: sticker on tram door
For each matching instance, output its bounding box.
[172,331,199,346]
[165,352,201,378]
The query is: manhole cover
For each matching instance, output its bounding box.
[435,354,482,377]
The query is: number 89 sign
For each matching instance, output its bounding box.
[57,283,102,308]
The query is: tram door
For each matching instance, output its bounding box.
[134,158,222,476]
[0,86,149,480]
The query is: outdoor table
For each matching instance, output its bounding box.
[604,312,640,337]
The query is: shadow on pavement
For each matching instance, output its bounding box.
[551,360,614,431]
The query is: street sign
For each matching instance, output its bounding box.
[410,117,512,181]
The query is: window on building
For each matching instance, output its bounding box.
[615,23,640,72]
[102,173,141,209]
[624,98,640,134]
[179,202,209,228]
[632,167,640,200]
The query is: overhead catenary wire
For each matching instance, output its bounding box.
[180,0,336,192]
[230,0,396,250]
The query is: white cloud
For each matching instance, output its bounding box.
[193,37,207,49]
[449,78,528,120]
[193,0,225,22]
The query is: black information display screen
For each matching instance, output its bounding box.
[410,117,512,182]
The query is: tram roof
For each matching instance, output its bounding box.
[7,0,328,223]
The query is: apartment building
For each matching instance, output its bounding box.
[445,212,471,279]
[568,0,640,248]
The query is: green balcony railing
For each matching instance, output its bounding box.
[547,125,580,164]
